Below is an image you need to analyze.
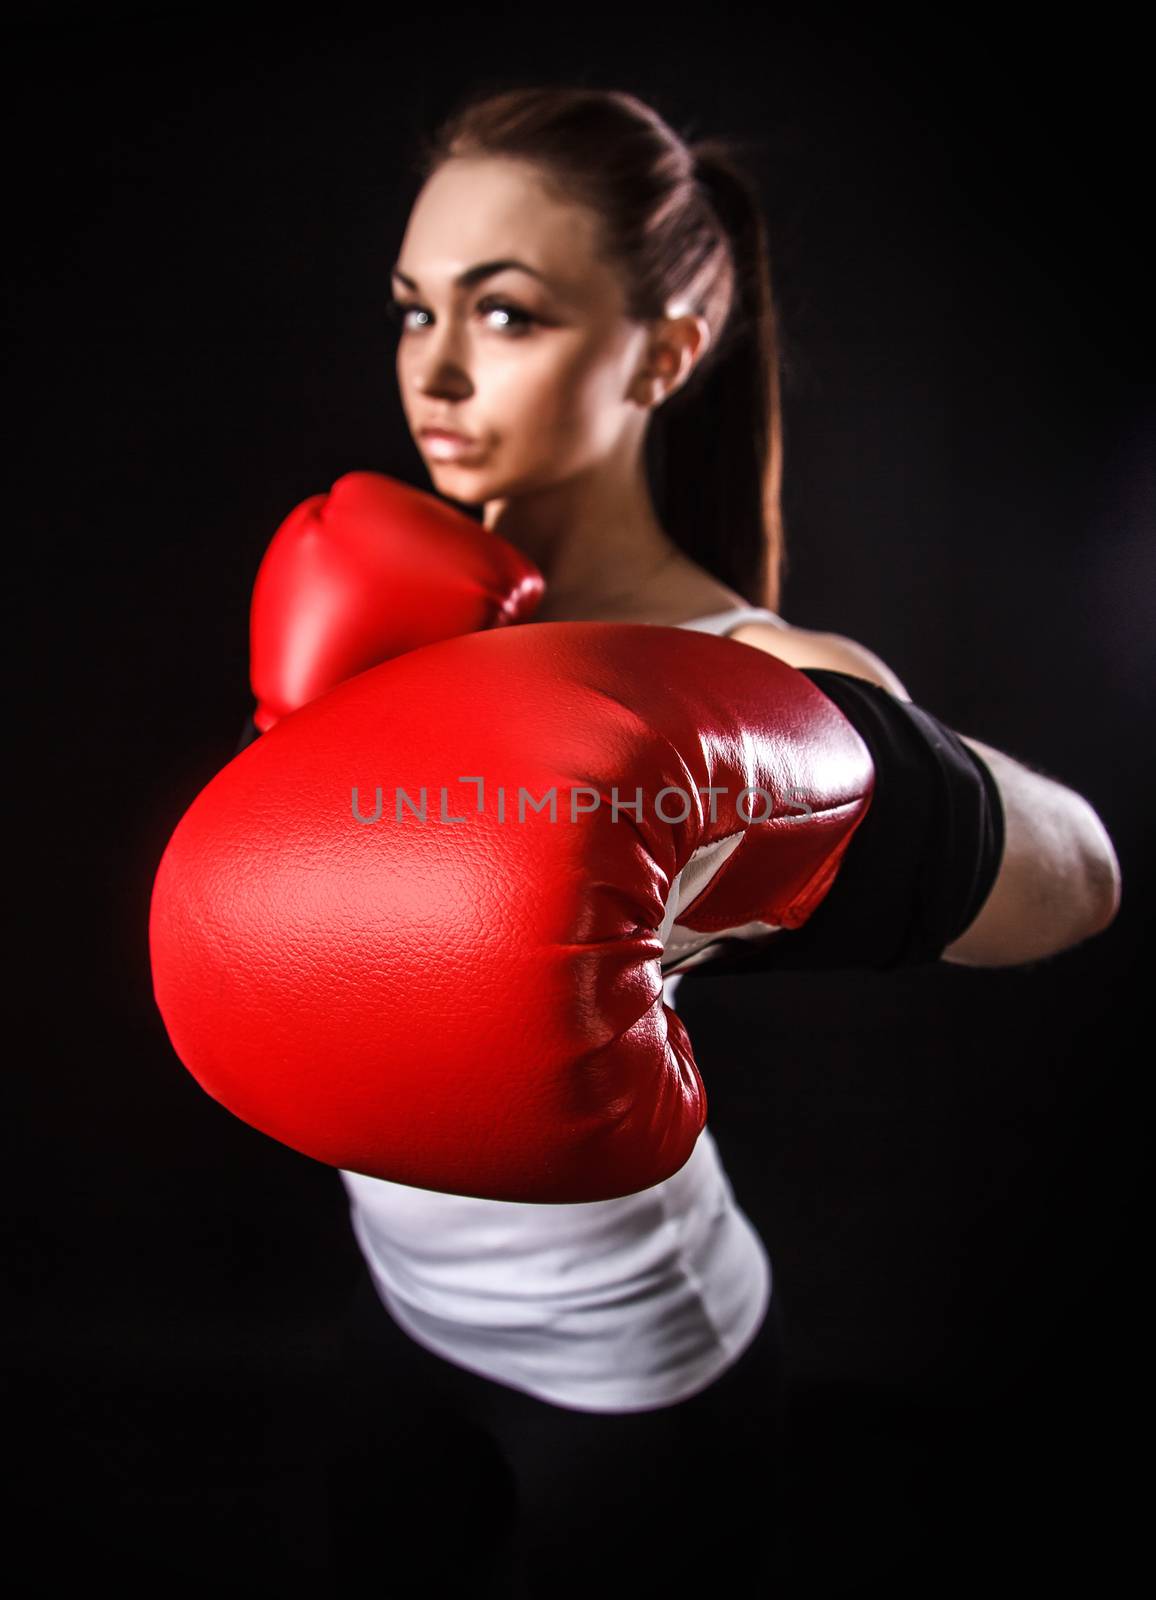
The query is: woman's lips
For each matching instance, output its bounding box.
[420,430,484,461]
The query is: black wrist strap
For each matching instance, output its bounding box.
[688,670,1006,975]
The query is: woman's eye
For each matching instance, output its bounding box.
[476,297,535,333]
[387,299,428,332]
[387,297,535,335]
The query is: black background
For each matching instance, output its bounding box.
[9,7,1150,1595]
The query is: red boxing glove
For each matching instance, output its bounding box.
[249,470,544,731]
[150,624,874,1203]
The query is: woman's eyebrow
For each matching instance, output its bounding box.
[391,258,553,292]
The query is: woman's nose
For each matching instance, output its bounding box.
[412,327,472,398]
[416,364,472,399]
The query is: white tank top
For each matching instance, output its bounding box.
[339,605,787,1413]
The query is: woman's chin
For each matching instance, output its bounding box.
[425,454,492,490]
[426,457,515,506]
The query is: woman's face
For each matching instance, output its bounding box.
[391,156,654,503]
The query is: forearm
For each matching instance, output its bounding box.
[942,735,1122,966]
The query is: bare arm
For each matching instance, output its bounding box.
[941,735,1122,966]
[730,624,1124,967]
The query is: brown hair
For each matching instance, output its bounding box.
[409,84,787,611]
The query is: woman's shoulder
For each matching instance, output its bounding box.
[726,619,912,700]
[584,557,913,700]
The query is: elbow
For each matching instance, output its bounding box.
[1073,792,1123,939]
[1041,816,1122,955]
[1082,826,1123,938]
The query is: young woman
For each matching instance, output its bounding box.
[325,85,1120,1594]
